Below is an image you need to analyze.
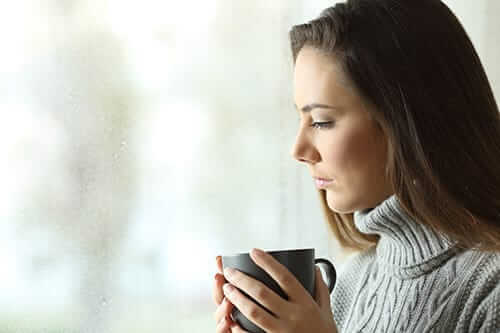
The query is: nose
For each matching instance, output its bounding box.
[290,130,319,164]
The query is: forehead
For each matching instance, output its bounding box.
[293,47,352,105]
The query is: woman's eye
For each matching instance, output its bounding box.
[310,121,334,129]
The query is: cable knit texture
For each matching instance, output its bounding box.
[331,194,500,332]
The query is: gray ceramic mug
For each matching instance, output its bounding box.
[221,248,336,333]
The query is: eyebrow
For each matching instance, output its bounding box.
[294,103,340,113]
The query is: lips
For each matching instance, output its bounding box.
[314,177,334,189]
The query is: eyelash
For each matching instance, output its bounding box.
[310,121,334,129]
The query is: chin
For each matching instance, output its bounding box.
[325,190,354,214]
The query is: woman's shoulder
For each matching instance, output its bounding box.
[467,249,500,294]
[452,249,500,332]
[457,249,500,287]
[448,248,500,299]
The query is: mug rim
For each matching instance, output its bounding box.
[222,247,314,258]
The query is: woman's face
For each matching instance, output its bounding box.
[291,46,393,213]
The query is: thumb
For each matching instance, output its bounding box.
[314,266,332,311]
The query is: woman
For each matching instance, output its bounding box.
[213,0,500,331]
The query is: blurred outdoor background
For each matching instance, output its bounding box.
[1,0,499,332]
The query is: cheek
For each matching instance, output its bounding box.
[321,128,363,171]
[321,124,384,178]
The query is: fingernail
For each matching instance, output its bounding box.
[251,248,264,257]
[214,273,219,280]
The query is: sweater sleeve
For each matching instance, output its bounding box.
[469,279,500,332]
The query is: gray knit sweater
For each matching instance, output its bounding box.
[331,194,500,332]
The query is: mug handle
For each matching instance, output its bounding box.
[314,258,337,293]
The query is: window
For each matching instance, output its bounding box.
[1,0,497,331]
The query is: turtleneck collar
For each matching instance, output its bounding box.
[353,194,461,279]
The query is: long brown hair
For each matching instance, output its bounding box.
[289,0,500,253]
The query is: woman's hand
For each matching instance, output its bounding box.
[213,255,243,332]
[220,248,338,333]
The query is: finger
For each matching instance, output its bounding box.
[314,266,332,311]
[215,314,231,333]
[214,297,234,325]
[216,256,223,274]
[213,273,228,305]
[249,248,308,303]
[223,267,289,317]
[223,283,277,332]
